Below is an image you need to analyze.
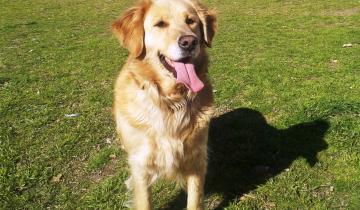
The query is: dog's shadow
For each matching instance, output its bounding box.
[162,108,329,209]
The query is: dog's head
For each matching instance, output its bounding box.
[112,0,217,92]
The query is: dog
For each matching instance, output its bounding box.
[111,0,216,209]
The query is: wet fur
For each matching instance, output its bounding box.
[112,0,216,209]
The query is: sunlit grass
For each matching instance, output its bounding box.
[0,0,359,209]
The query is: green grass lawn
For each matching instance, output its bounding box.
[1,0,359,209]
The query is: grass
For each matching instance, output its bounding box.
[0,0,359,209]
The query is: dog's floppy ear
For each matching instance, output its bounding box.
[194,2,217,47]
[112,2,149,57]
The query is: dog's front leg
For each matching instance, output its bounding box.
[186,169,206,210]
[131,169,151,210]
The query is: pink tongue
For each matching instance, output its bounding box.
[173,62,204,93]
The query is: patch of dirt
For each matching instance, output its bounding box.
[321,8,359,17]
[329,59,339,71]
[89,158,119,183]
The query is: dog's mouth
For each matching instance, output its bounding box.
[158,54,204,93]
[159,54,177,72]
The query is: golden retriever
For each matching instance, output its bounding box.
[111,0,216,209]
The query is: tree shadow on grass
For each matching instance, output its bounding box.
[162,108,329,209]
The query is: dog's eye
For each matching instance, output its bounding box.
[154,20,167,28]
[185,18,195,25]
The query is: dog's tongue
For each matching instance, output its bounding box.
[173,62,204,93]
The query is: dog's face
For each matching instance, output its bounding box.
[144,0,202,63]
[112,0,216,92]
[112,0,216,61]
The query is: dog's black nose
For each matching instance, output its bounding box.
[178,35,198,51]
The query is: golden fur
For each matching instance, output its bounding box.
[111,0,216,209]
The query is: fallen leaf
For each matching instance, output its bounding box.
[51,173,62,183]
[240,194,256,201]
[105,138,112,144]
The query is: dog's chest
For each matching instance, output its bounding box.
[152,136,185,179]
[133,92,196,176]
[134,90,195,137]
